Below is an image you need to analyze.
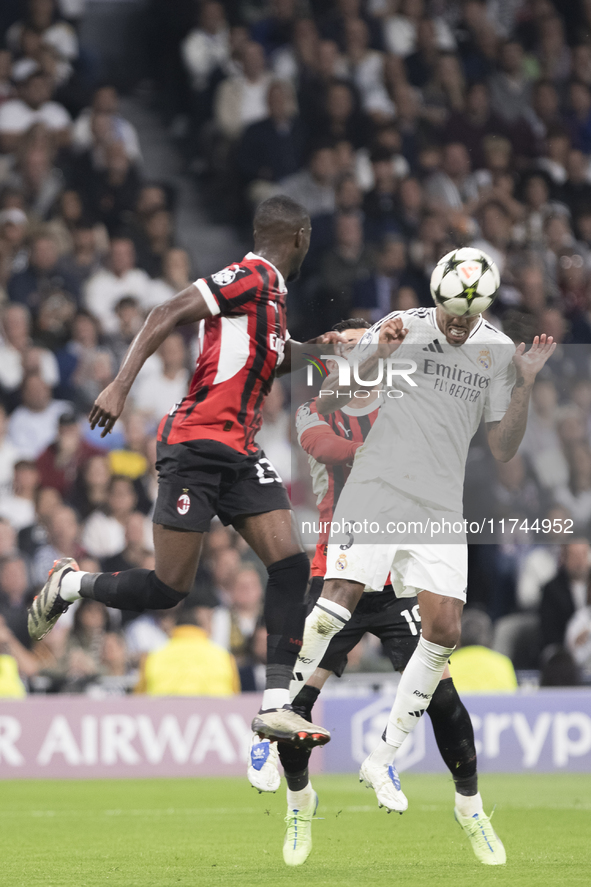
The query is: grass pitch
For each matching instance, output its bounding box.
[1,774,589,887]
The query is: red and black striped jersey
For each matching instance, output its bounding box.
[295,396,380,576]
[158,253,289,454]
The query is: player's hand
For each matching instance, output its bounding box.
[88,380,128,437]
[513,334,556,386]
[311,331,347,345]
[378,318,408,347]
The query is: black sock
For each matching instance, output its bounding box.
[427,677,478,796]
[264,552,309,676]
[80,569,186,611]
[292,684,321,721]
[277,684,320,789]
[278,741,312,786]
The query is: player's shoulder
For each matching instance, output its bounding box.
[470,317,515,347]
[361,307,434,344]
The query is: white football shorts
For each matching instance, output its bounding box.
[324,478,467,602]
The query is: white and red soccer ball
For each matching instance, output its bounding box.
[430,247,500,317]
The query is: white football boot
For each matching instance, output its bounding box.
[247,733,281,793]
[283,789,318,866]
[28,557,79,640]
[359,755,408,813]
[454,808,507,865]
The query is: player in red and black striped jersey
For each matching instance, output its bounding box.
[27,196,342,749]
[296,386,381,579]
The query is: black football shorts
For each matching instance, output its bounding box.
[306,576,421,676]
[153,439,291,533]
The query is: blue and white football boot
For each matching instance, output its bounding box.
[247,733,281,793]
[359,754,408,813]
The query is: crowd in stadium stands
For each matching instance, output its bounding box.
[3,0,591,695]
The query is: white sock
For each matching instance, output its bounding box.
[370,636,455,765]
[287,783,314,811]
[289,600,351,699]
[455,791,484,818]
[261,688,290,711]
[60,570,88,603]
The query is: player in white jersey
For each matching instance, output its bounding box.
[289,304,555,819]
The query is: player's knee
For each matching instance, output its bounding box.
[152,571,191,601]
[322,578,364,611]
[267,551,310,585]
[422,616,461,648]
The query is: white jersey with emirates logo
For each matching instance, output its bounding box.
[348,307,516,512]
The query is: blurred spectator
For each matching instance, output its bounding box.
[448,608,518,693]
[226,566,263,664]
[7,233,79,315]
[138,606,239,696]
[18,484,62,557]
[565,581,591,675]
[46,189,108,260]
[214,40,271,141]
[133,332,189,424]
[32,503,83,583]
[148,248,191,306]
[352,237,416,321]
[0,69,70,154]
[317,212,374,327]
[134,208,175,279]
[0,303,59,393]
[383,0,455,58]
[566,81,591,156]
[0,404,21,494]
[181,1,230,96]
[279,144,336,217]
[64,597,109,673]
[83,238,152,334]
[125,607,176,662]
[72,85,141,163]
[0,207,29,287]
[101,510,151,573]
[83,142,141,235]
[237,80,304,197]
[82,474,140,558]
[0,554,34,648]
[68,453,110,519]
[540,541,591,653]
[36,409,102,497]
[0,459,38,531]
[93,630,137,695]
[424,141,478,213]
[7,374,69,459]
[489,40,533,126]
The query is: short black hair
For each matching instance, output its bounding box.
[253,195,309,236]
[333,318,371,332]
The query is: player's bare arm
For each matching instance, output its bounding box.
[317,317,408,415]
[487,334,556,462]
[275,331,346,377]
[89,284,213,437]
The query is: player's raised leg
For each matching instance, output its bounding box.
[428,676,506,865]
[236,509,330,748]
[28,524,201,640]
[362,589,460,789]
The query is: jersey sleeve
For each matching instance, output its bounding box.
[296,400,361,464]
[194,264,259,316]
[484,346,516,423]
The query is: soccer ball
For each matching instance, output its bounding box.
[429,247,500,317]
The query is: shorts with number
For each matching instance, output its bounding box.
[307,577,420,675]
[153,439,290,532]
[324,478,467,602]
